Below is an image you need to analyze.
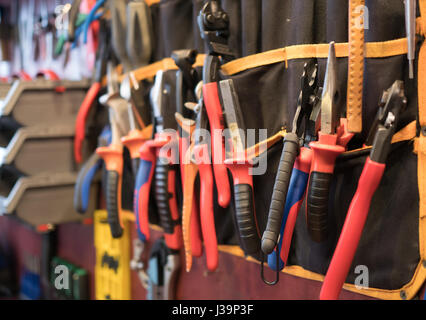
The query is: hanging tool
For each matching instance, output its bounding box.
[96,62,131,238]
[74,17,110,164]
[320,80,407,300]
[108,0,131,72]
[404,0,416,79]
[172,49,203,259]
[67,0,82,42]
[347,0,365,133]
[306,42,353,243]
[121,0,154,179]
[219,78,261,257]
[146,238,180,300]
[74,126,111,214]
[262,60,320,268]
[135,70,182,250]
[197,0,232,208]
[179,82,218,272]
[130,238,149,290]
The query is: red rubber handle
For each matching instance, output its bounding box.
[180,136,203,257]
[74,82,101,163]
[320,157,385,300]
[280,147,312,264]
[202,82,231,208]
[164,167,183,250]
[195,144,218,271]
[135,143,156,241]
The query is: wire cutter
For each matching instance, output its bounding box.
[262,59,321,272]
[320,80,407,300]
[172,50,203,259]
[96,62,131,238]
[197,0,233,208]
[178,82,218,272]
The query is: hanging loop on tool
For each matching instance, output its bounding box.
[260,252,280,286]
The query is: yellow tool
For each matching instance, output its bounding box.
[94,210,131,300]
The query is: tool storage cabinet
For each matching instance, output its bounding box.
[0,78,98,228]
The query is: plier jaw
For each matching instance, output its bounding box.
[367,80,407,163]
[197,0,233,60]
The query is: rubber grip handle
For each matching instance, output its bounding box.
[279,148,312,265]
[268,167,309,271]
[234,183,260,255]
[131,158,140,177]
[134,149,155,241]
[154,159,175,234]
[163,167,182,250]
[74,152,102,214]
[262,132,299,254]
[306,134,345,242]
[74,82,101,163]
[106,170,124,238]
[202,82,231,208]
[306,171,332,242]
[197,148,218,271]
[320,158,385,300]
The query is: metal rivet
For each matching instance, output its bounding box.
[421,126,426,136]
[400,290,407,300]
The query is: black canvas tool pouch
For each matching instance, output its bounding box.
[213,0,424,300]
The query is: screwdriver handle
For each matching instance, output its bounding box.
[134,143,156,242]
[202,82,231,208]
[320,157,385,300]
[262,132,299,255]
[306,133,345,242]
[96,144,124,238]
[226,161,260,255]
[268,147,312,271]
[195,144,218,272]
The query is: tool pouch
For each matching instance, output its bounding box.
[122,0,424,299]
[212,0,424,300]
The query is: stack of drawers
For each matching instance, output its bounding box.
[0,78,98,228]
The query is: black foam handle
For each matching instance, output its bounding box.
[306,171,332,242]
[106,170,124,238]
[262,133,299,254]
[234,183,260,255]
[154,158,174,234]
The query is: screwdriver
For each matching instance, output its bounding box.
[404,0,416,79]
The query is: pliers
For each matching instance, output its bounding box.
[305,42,353,243]
[96,62,131,238]
[74,125,111,214]
[172,49,203,259]
[135,70,182,250]
[178,82,218,272]
[262,59,321,271]
[74,17,110,164]
[320,80,407,300]
[197,0,232,208]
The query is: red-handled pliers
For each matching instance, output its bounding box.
[198,0,233,208]
[320,80,407,300]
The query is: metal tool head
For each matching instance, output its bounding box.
[366,80,407,146]
[120,74,132,101]
[150,70,165,133]
[219,79,246,154]
[320,42,339,135]
[292,59,319,139]
[197,0,233,59]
